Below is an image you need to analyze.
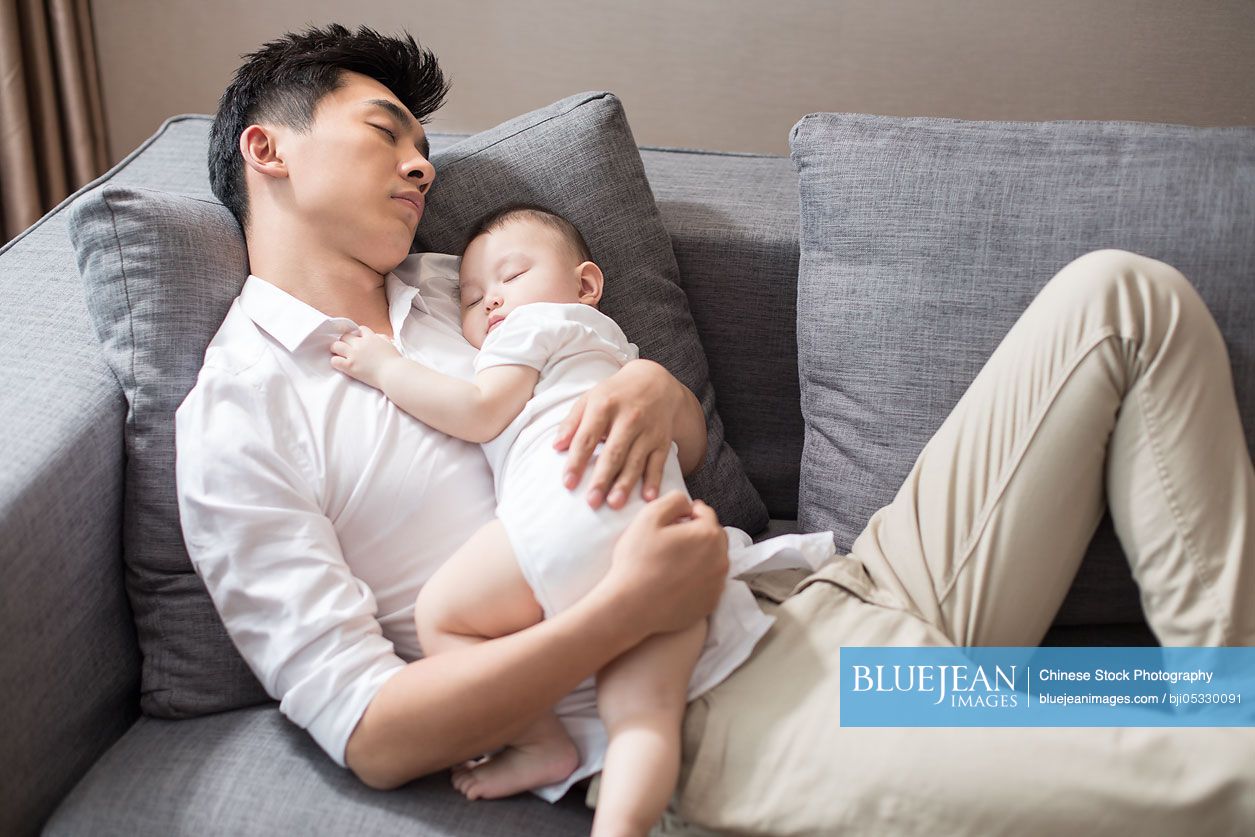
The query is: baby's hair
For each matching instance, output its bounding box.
[460,203,593,264]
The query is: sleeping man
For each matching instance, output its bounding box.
[176,22,1255,836]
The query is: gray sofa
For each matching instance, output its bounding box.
[3,102,1251,836]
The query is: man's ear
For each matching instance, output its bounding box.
[239,124,288,180]
[577,261,604,306]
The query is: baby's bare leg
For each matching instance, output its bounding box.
[591,620,707,837]
[415,519,545,652]
[416,519,579,800]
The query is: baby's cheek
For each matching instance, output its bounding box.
[461,319,483,348]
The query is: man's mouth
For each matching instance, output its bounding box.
[392,192,424,221]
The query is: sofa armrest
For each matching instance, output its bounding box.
[0,213,140,835]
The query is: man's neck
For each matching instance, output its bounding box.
[245,234,396,338]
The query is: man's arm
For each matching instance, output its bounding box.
[670,369,709,472]
[177,370,412,762]
[345,491,728,789]
[553,358,708,510]
[178,364,728,791]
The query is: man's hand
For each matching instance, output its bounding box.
[553,358,705,510]
[602,490,729,637]
[331,326,403,390]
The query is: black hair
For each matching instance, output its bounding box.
[208,23,449,230]
[460,203,594,264]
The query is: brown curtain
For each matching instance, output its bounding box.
[0,0,107,244]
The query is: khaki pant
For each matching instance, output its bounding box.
[668,250,1255,836]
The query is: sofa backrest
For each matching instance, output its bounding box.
[641,148,804,519]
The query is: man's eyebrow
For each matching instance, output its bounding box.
[365,99,430,158]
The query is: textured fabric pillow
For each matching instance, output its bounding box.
[68,93,768,720]
[417,92,767,531]
[790,113,1255,609]
[68,187,266,716]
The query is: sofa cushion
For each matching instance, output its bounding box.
[414,92,768,531]
[44,706,592,836]
[67,93,768,721]
[790,113,1255,625]
[640,149,803,519]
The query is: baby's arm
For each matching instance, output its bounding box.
[331,326,540,443]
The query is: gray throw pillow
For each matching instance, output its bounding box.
[68,187,266,716]
[791,113,1255,599]
[416,92,767,531]
[68,92,768,720]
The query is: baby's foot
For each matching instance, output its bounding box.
[451,735,580,800]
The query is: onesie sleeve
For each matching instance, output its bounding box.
[474,302,637,374]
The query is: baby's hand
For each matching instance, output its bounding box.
[331,326,402,390]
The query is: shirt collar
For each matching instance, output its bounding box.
[238,266,430,354]
[387,269,428,319]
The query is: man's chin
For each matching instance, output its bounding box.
[365,237,417,275]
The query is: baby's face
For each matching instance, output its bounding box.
[458,219,587,348]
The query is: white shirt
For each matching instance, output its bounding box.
[175,253,492,766]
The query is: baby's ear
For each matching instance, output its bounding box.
[577,261,604,306]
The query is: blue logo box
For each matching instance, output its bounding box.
[839,647,1255,727]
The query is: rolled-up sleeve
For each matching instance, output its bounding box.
[175,367,405,766]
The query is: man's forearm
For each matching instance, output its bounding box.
[345,582,643,789]
[672,376,708,475]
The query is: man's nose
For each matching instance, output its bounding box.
[403,153,436,195]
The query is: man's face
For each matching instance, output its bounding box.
[272,71,434,275]
[458,220,586,349]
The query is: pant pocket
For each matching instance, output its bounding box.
[790,556,907,611]
[742,567,812,604]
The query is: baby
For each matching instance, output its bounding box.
[331,205,803,835]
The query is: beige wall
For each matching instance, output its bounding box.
[93,0,1255,164]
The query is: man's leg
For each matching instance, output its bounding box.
[669,250,1255,835]
[846,248,1255,647]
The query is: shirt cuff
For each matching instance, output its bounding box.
[286,654,408,768]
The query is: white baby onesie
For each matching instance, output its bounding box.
[473,302,836,802]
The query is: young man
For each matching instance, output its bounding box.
[179,23,1255,835]
[181,23,725,793]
